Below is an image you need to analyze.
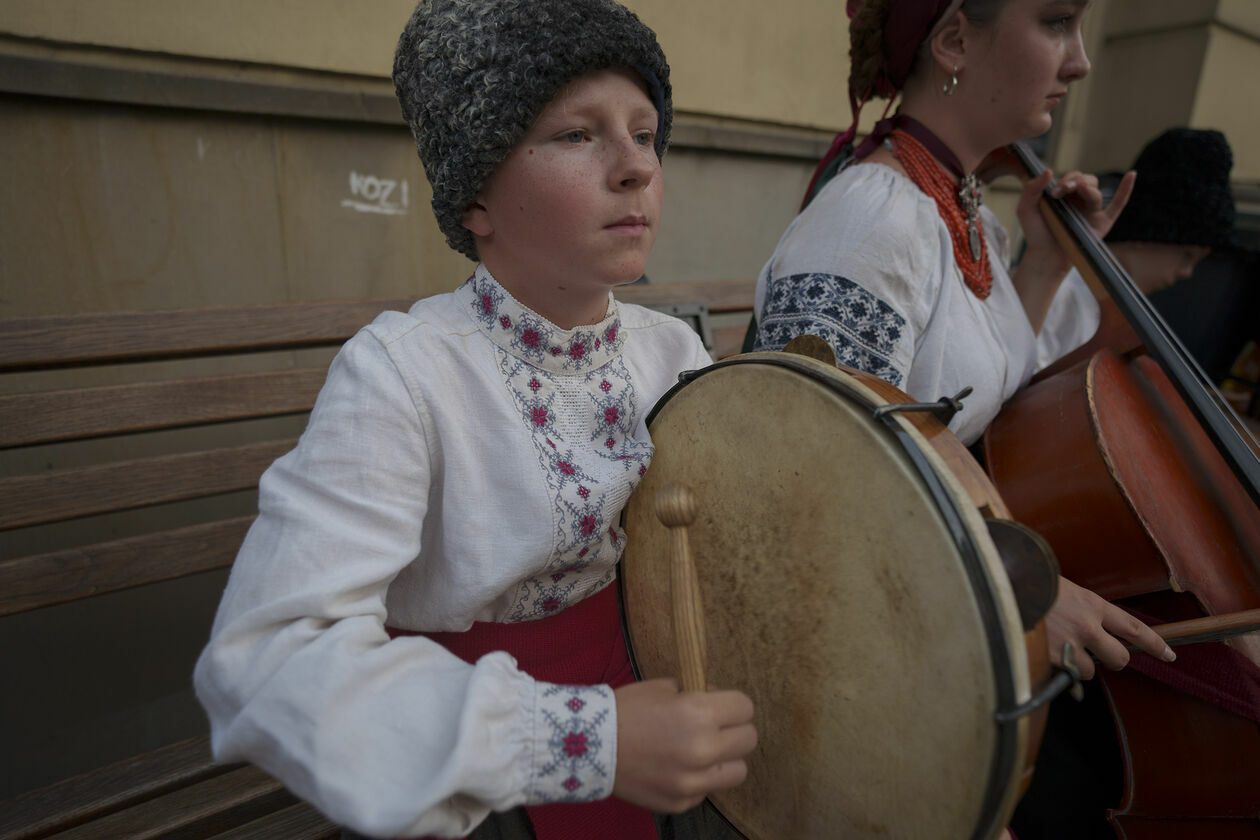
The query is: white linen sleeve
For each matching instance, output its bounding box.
[1035,268,1100,370]
[193,330,616,838]
[753,170,939,391]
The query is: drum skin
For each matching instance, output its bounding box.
[621,354,1033,840]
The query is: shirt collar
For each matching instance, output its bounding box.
[460,264,625,374]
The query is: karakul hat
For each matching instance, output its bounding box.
[393,0,673,261]
[1106,128,1235,249]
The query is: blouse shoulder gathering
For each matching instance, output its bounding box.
[754,162,953,388]
[785,162,949,304]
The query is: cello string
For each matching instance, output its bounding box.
[1011,142,1260,502]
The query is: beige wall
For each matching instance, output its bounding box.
[0,1,847,319]
[1075,0,1260,179]
[2,0,1255,315]
[0,0,850,131]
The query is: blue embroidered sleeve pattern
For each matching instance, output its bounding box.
[754,272,907,387]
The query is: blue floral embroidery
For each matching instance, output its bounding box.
[756,272,906,387]
[532,685,613,802]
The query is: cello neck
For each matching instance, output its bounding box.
[1004,141,1260,506]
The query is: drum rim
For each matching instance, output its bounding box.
[619,352,1023,840]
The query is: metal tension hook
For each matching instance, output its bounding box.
[873,386,973,426]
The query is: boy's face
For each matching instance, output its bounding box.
[462,67,663,326]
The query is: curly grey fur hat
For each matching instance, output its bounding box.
[393,0,673,261]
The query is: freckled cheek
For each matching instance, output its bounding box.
[519,180,593,237]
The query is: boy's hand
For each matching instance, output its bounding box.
[612,678,757,813]
[1046,576,1175,679]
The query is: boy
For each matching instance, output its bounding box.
[194,1,756,838]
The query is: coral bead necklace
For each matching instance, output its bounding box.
[891,127,994,299]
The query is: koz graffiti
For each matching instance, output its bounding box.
[342,171,410,215]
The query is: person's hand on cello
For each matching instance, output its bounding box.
[1010,165,1137,333]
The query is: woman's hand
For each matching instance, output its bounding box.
[1011,168,1136,332]
[1046,576,1175,680]
[612,678,757,813]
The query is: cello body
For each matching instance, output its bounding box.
[979,145,1260,836]
[984,331,1260,835]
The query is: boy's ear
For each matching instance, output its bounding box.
[461,200,494,237]
[928,11,968,75]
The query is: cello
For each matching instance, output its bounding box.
[981,143,1260,836]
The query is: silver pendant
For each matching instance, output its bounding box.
[959,174,983,263]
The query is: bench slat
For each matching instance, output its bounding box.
[614,279,756,314]
[0,369,327,449]
[45,765,294,840]
[206,803,339,840]
[0,299,412,372]
[0,440,293,531]
[0,736,225,840]
[0,516,253,617]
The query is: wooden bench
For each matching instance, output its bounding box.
[0,279,753,839]
[0,299,415,839]
[616,278,756,361]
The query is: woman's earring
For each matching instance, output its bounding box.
[943,65,959,97]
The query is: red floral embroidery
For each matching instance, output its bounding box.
[499,315,512,329]
[569,342,587,361]
[605,437,615,449]
[558,461,575,476]
[580,514,598,536]
[563,732,589,757]
[522,329,541,348]
[552,572,565,582]
[600,380,612,393]
[639,464,647,476]
[543,596,561,612]
[578,547,589,558]
[529,377,541,392]
[603,406,619,426]
[531,407,549,426]
[550,347,563,355]
[563,776,582,792]
[609,527,620,545]
[567,696,586,713]
[578,486,590,499]
[481,294,494,315]
[605,326,617,343]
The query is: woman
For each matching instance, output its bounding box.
[753,0,1172,680]
[755,0,1129,444]
[750,4,1188,836]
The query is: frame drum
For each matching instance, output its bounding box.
[620,353,1033,840]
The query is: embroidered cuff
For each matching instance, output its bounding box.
[526,682,617,804]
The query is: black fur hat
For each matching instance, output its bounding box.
[393,0,673,261]
[1106,128,1235,249]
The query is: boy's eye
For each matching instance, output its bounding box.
[634,130,655,147]
[564,130,586,143]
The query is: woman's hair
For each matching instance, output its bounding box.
[848,0,1005,100]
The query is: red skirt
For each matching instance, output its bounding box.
[388,583,657,840]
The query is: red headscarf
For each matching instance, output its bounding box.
[802,0,959,205]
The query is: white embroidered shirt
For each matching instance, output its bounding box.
[194,265,712,838]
